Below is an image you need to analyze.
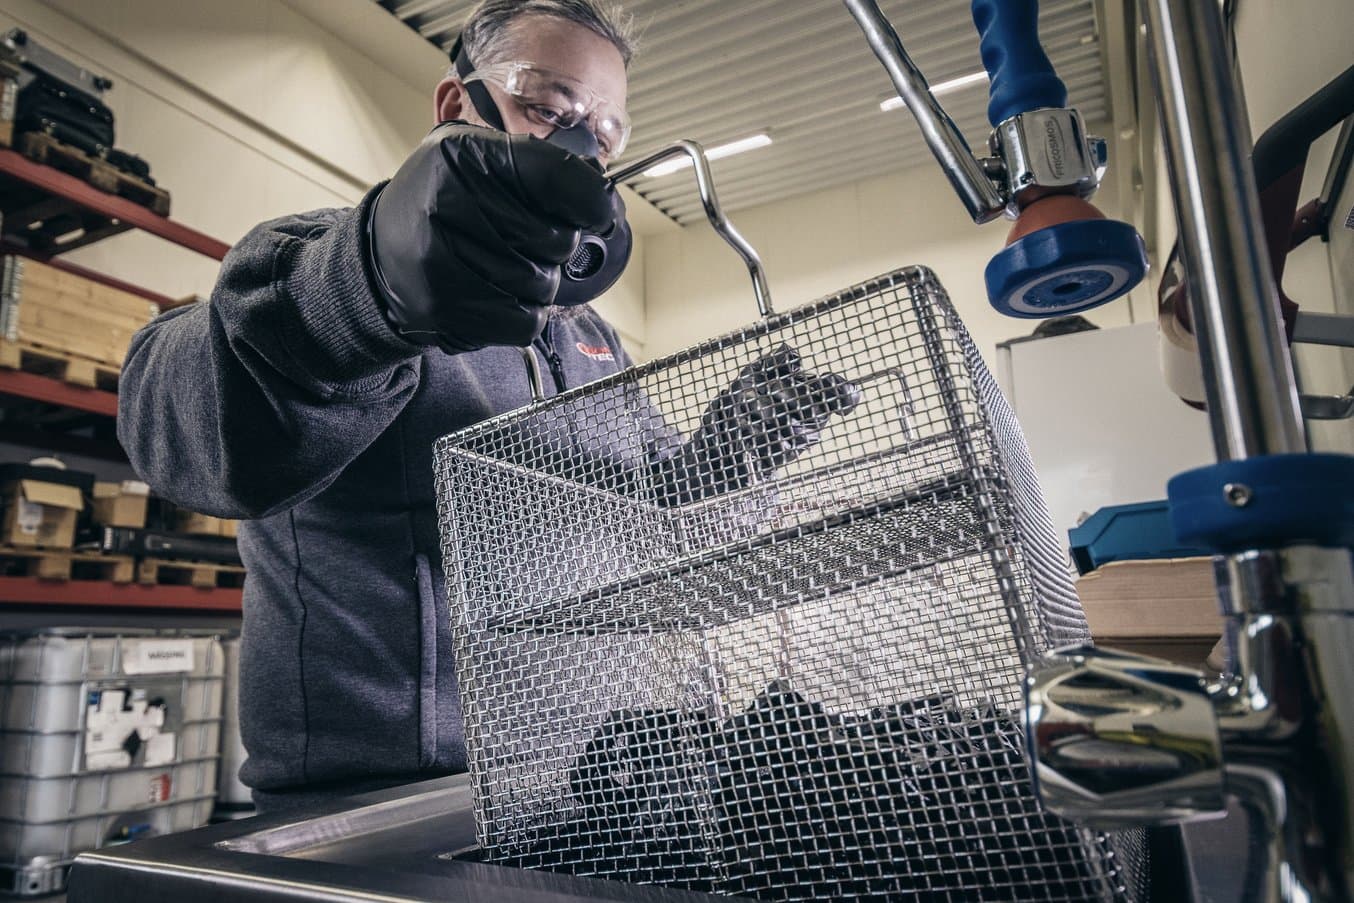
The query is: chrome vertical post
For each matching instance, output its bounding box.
[1140,0,1306,462]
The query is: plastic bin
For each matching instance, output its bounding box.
[1069,500,1212,575]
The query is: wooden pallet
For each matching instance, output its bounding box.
[0,339,120,391]
[16,131,170,216]
[137,558,246,590]
[0,545,135,582]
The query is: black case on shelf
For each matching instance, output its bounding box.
[83,526,242,566]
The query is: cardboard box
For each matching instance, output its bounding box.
[175,509,227,537]
[0,50,18,149]
[1076,557,1223,639]
[1076,558,1223,667]
[91,480,150,528]
[1,479,83,548]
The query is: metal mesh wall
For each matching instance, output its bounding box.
[435,267,1142,901]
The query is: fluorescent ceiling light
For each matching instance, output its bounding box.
[642,133,772,178]
[880,70,989,111]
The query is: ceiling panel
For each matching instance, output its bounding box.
[374,0,1112,225]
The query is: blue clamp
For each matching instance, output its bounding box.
[1167,454,1354,553]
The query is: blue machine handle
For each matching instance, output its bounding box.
[972,0,1068,125]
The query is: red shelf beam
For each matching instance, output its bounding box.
[0,577,242,612]
[0,368,118,416]
[0,148,231,261]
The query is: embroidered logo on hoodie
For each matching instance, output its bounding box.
[576,342,615,362]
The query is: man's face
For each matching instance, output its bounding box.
[442,16,629,164]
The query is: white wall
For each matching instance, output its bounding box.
[642,132,1150,366]
[0,0,650,355]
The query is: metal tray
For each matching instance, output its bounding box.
[67,775,732,902]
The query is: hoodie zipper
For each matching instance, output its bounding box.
[537,319,567,394]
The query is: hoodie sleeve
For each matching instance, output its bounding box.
[117,188,425,519]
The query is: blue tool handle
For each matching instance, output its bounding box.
[972,0,1068,126]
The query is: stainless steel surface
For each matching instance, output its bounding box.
[1224,763,1311,903]
[1211,548,1354,902]
[1142,0,1307,461]
[371,0,1113,225]
[1024,645,1226,829]
[606,142,772,317]
[68,775,722,902]
[434,266,1144,900]
[1179,798,1260,903]
[840,0,1005,223]
[1020,1,1354,895]
[990,108,1104,212]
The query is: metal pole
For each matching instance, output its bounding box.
[1141,0,1307,461]
[841,0,1007,224]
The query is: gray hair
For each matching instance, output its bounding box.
[458,0,639,70]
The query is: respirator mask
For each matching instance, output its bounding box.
[453,40,633,308]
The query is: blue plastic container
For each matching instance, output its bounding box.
[1068,500,1212,575]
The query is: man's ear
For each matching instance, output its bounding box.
[434,77,467,124]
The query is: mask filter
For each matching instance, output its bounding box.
[546,122,632,307]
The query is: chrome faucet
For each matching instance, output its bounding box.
[1028,545,1354,901]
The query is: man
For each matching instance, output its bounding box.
[120,0,856,813]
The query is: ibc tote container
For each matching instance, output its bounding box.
[0,629,224,896]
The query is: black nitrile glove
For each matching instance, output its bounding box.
[657,344,863,504]
[366,121,615,353]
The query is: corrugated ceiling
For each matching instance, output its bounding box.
[374,0,1111,225]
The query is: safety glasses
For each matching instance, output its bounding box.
[461,61,631,160]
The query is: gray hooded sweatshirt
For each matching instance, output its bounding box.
[118,188,636,808]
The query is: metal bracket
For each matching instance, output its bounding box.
[842,0,1111,224]
[989,108,1108,215]
[1292,311,1354,348]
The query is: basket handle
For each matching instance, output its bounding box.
[520,140,773,402]
[606,141,772,319]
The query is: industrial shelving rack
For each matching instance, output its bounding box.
[0,145,240,614]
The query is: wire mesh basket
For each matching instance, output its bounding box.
[434,265,1144,901]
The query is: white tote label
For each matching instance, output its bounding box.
[125,639,196,674]
[16,498,41,534]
